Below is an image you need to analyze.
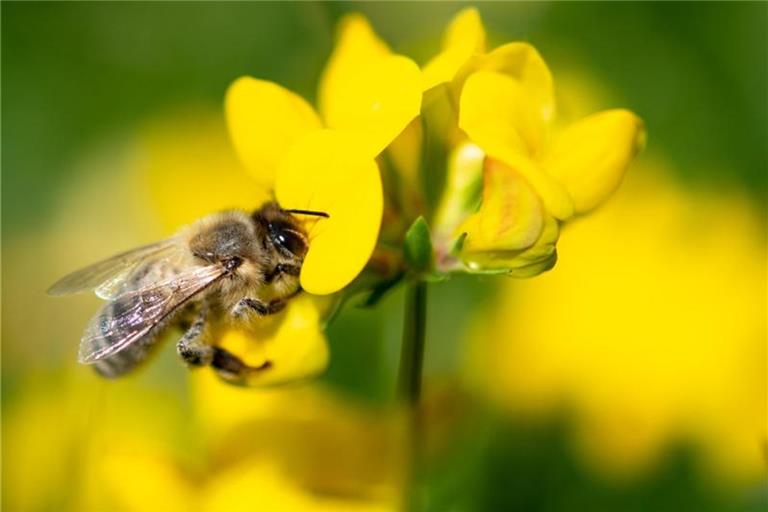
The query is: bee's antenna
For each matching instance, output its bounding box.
[285,209,330,218]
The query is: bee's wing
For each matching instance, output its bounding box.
[78,264,226,364]
[48,239,180,299]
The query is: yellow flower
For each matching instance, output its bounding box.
[428,8,644,276]
[225,14,422,295]
[465,165,767,486]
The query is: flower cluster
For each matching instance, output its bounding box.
[224,14,422,296]
[218,8,644,384]
[423,9,644,276]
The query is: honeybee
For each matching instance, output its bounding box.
[48,202,328,383]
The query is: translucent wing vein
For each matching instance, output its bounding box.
[48,239,179,299]
[78,265,226,363]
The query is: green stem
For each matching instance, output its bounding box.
[399,281,427,401]
[398,280,428,511]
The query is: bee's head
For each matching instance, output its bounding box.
[253,202,328,261]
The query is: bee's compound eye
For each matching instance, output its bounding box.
[274,229,307,257]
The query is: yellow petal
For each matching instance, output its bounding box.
[501,153,575,221]
[421,82,463,150]
[386,117,423,188]
[461,212,560,277]
[505,214,560,275]
[319,15,422,156]
[462,42,556,132]
[385,119,425,219]
[323,13,391,68]
[215,294,331,386]
[225,77,322,186]
[422,7,486,91]
[459,70,540,156]
[544,109,645,214]
[275,130,383,294]
[459,71,574,219]
[458,160,544,253]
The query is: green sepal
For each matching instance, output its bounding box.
[449,232,468,257]
[403,216,434,273]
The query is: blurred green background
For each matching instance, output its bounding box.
[4,1,765,236]
[3,2,766,511]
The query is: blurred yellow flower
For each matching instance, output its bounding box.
[3,373,400,512]
[225,14,422,295]
[100,375,400,511]
[96,437,396,512]
[191,372,404,500]
[140,110,270,230]
[466,165,767,485]
[428,8,644,277]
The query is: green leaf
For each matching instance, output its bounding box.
[403,216,434,273]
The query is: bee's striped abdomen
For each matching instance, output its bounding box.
[86,262,185,378]
[90,298,164,378]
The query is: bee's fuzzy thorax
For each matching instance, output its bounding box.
[179,206,306,313]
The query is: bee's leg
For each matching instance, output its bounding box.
[211,347,272,384]
[176,306,213,366]
[263,263,300,284]
[232,297,290,318]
